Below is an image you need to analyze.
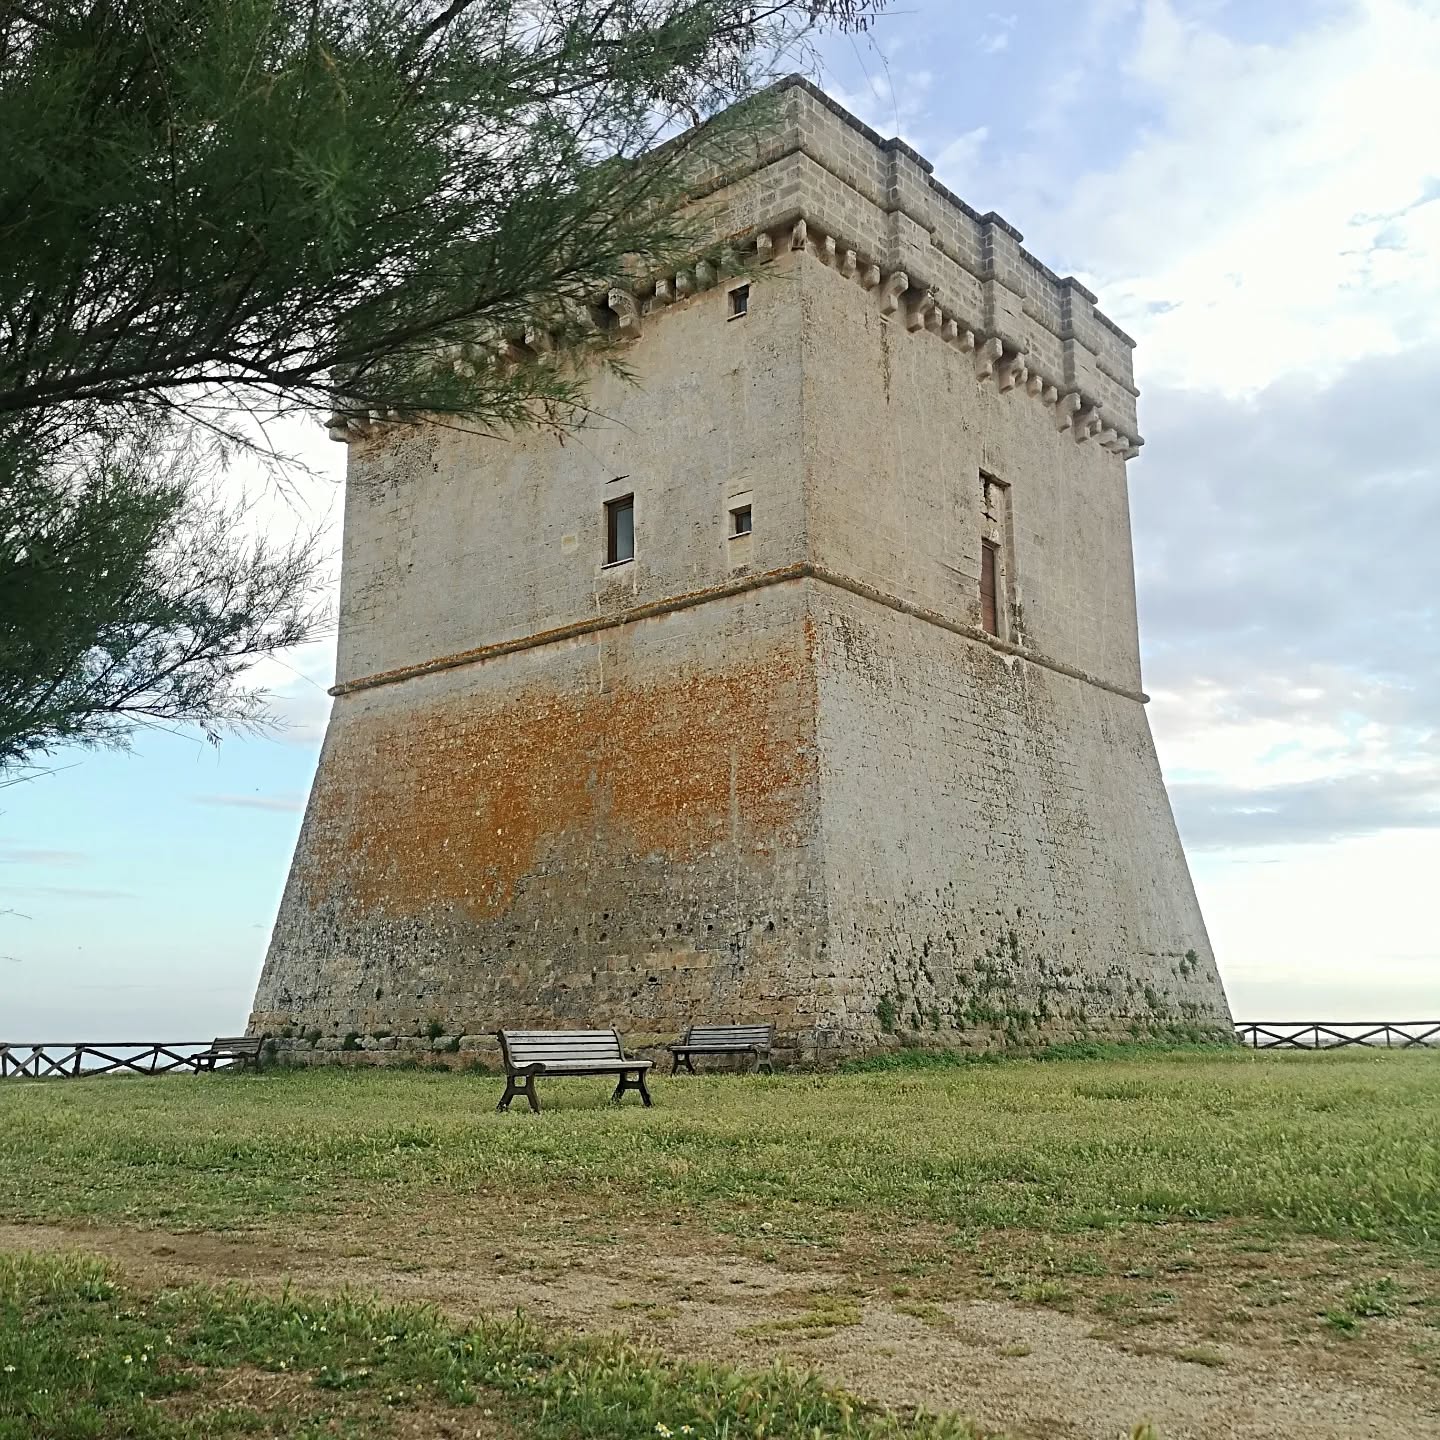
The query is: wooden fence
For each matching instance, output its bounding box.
[1234,1021,1440,1050]
[0,1042,225,1080]
[3,1027,1437,1079]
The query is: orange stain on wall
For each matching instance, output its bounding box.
[294,637,816,920]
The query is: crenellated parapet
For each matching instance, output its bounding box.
[329,76,1142,459]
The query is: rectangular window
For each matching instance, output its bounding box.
[728,284,750,319]
[730,504,752,536]
[980,539,1000,635]
[605,495,634,564]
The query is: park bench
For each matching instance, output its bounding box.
[193,1035,265,1072]
[669,1023,774,1074]
[495,1028,652,1113]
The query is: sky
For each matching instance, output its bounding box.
[4,0,1438,1036]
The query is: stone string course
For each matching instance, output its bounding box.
[329,77,1141,459]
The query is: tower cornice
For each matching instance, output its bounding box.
[330,79,1144,459]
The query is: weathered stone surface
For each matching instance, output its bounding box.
[250,84,1230,1060]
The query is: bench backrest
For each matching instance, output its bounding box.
[209,1036,263,1054]
[683,1024,774,1047]
[498,1028,626,1069]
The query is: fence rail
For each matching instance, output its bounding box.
[1234,1021,1440,1050]
[0,1042,231,1080]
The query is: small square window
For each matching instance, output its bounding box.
[730,504,752,537]
[728,284,750,319]
[605,495,634,564]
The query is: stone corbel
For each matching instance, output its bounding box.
[652,277,674,307]
[1026,374,1045,398]
[449,340,485,378]
[861,263,882,290]
[674,270,695,298]
[840,249,858,279]
[906,290,937,332]
[1054,391,1082,431]
[878,270,910,316]
[754,232,774,265]
[1073,403,1101,439]
[694,260,718,291]
[973,335,1005,381]
[997,350,1029,392]
[790,218,808,252]
[1041,384,1059,406]
[325,413,350,443]
[607,288,642,339]
[820,235,837,266]
[1120,443,1142,461]
[1096,428,1121,451]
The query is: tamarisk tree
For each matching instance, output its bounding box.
[0,0,886,770]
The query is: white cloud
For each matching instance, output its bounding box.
[934,126,990,184]
[0,846,88,867]
[1059,0,1440,390]
[195,793,308,814]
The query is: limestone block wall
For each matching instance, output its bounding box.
[252,582,830,1054]
[812,586,1229,1048]
[258,79,1231,1063]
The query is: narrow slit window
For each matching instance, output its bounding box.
[728,284,750,318]
[730,504,752,536]
[980,539,1000,635]
[605,495,634,564]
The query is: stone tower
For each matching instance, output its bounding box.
[251,79,1232,1063]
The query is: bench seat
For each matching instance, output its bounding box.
[194,1036,264,1072]
[495,1028,652,1112]
[669,1023,774,1074]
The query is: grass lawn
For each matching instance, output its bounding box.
[2,1045,1436,1248]
[1,1046,1437,1438]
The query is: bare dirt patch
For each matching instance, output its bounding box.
[3,1214,1435,1440]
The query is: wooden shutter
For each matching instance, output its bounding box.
[980,540,999,635]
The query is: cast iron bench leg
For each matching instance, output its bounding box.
[610,1070,653,1107]
[497,1073,541,1113]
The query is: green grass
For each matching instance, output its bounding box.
[0,1049,1437,1255]
[0,1253,984,1439]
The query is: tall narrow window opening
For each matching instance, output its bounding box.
[980,539,1000,635]
[730,504,752,536]
[728,284,750,318]
[605,495,635,564]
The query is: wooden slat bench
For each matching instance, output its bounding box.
[495,1028,652,1113]
[193,1036,265,1072]
[669,1023,774,1074]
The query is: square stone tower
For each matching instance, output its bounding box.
[251,79,1232,1062]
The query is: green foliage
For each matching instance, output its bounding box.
[341,1032,362,1052]
[874,994,898,1032]
[0,1253,980,1439]
[423,1018,445,1041]
[0,424,325,768]
[1,1,884,431]
[0,0,885,769]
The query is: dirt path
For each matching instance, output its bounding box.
[2,1219,1434,1440]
